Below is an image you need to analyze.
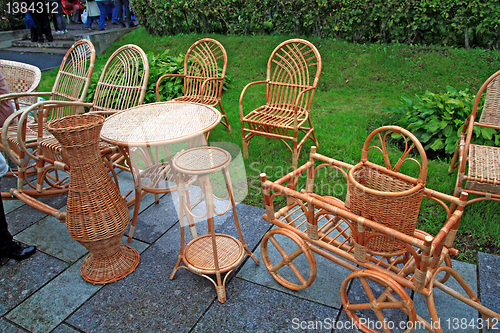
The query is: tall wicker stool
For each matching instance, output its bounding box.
[170,146,259,303]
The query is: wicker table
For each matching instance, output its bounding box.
[100,101,222,241]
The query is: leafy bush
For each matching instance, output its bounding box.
[132,0,500,49]
[0,0,25,31]
[85,49,231,106]
[85,50,185,104]
[384,86,499,156]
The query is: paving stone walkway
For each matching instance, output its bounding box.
[0,170,498,333]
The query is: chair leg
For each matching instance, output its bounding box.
[127,188,141,242]
[241,129,249,158]
[218,102,232,134]
[222,167,259,264]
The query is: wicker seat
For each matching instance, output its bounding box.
[1,39,95,215]
[239,38,322,168]
[449,70,500,206]
[155,38,231,133]
[170,146,258,303]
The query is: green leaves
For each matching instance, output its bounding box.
[130,0,500,48]
[385,86,499,157]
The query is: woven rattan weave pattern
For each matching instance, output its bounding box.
[449,69,500,206]
[101,101,221,146]
[0,59,41,107]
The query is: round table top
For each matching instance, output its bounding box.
[100,101,222,146]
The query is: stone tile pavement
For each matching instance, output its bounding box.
[0,171,499,333]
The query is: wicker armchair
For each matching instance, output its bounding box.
[449,69,500,206]
[239,38,322,168]
[1,44,148,221]
[1,40,95,209]
[0,59,41,109]
[155,38,231,133]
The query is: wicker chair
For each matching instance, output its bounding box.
[0,60,42,176]
[8,44,148,220]
[239,38,322,168]
[1,39,95,210]
[0,59,41,109]
[449,69,500,206]
[155,38,231,133]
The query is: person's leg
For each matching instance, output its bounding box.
[40,11,54,42]
[116,0,124,26]
[97,1,105,30]
[56,0,67,31]
[122,0,131,26]
[0,197,14,254]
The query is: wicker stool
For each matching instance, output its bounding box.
[169,146,259,303]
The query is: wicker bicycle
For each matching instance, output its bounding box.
[259,126,500,333]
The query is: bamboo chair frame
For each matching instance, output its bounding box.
[239,38,322,168]
[259,126,499,332]
[449,69,500,207]
[155,38,231,133]
[1,39,95,212]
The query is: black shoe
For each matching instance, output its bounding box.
[128,22,137,28]
[120,22,126,27]
[1,242,36,261]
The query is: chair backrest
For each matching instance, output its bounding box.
[183,38,227,101]
[475,70,500,127]
[50,39,95,118]
[0,59,41,106]
[266,39,322,111]
[91,44,149,114]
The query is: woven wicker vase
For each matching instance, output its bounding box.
[47,114,139,284]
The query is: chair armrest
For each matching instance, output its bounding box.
[16,100,93,162]
[1,109,26,166]
[239,80,267,120]
[198,77,224,102]
[156,74,185,102]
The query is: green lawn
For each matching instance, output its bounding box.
[40,29,500,262]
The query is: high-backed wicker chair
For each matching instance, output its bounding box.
[449,69,500,206]
[239,38,322,168]
[2,44,148,221]
[155,38,231,132]
[0,59,41,109]
[1,40,95,207]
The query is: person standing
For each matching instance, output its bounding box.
[95,0,112,30]
[28,0,54,43]
[49,0,67,34]
[0,71,36,261]
[115,0,135,28]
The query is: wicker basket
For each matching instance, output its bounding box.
[348,164,425,255]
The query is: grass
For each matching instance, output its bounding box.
[39,29,500,262]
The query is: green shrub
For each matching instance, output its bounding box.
[132,0,500,49]
[85,50,185,105]
[0,0,25,31]
[384,86,499,156]
[85,49,231,106]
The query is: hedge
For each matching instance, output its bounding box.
[133,0,500,49]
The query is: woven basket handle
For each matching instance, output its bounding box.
[360,125,428,185]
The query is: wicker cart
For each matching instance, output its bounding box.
[259,126,500,333]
